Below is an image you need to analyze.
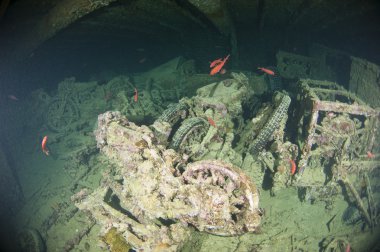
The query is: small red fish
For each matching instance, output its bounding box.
[258,67,275,76]
[210,54,230,76]
[220,68,226,75]
[134,88,138,102]
[8,95,19,101]
[41,136,49,156]
[345,243,350,252]
[367,151,375,159]
[289,159,296,175]
[210,58,222,68]
[207,117,216,127]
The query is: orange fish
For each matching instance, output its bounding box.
[367,151,375,159]
[210,58,222,68]
[41,136,49,156]
[345,243,350,252]
[207,117,216,127]
[8,95,19,101]
[258,67,275,76]
[134,88,138,102]
[210,54,230,76]
[289,159,296,175]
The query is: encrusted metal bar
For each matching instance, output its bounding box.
[364,172,377,226]
[342,177,372,228]
[315,101,378,116]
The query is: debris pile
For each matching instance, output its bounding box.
[74,111,262,251]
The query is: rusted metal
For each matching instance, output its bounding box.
[296,78,380,174]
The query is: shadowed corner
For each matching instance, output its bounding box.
[0,216,18,251]
[0,138,25,250]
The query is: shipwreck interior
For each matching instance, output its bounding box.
[0,0,380,92]
[0,0,380,251]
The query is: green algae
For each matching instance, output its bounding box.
[101,228,132,252]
